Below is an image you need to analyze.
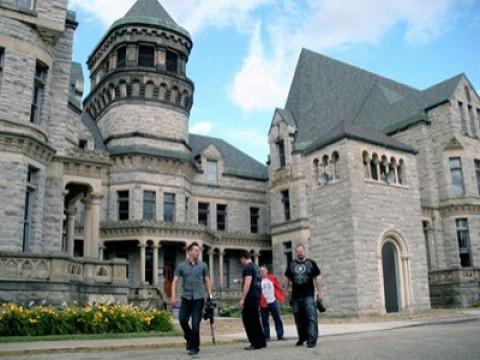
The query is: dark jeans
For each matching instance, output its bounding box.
[242,297,267,348]
[292,296,318,346]
[260,301,284,339]
[179,298,204,352]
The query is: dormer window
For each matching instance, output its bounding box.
[277,139,286,168]
[207,160,218,185]
[17,0,35,10]
[138,45,155,67]
[117,47,127,68]
[166,51,178,73]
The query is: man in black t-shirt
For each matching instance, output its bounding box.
[239,251,266,350]
[284,243,324,348]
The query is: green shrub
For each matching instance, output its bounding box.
[0,304,173,337]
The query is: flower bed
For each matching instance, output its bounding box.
[0,304,173,337]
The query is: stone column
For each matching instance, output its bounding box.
[66,207,76,257]
[83,198,93,258]
[99,243,106,260]
[156,48,166,71]
[152,243,160,287]
[208,250,215,285]
[139,242,146,286]
[88,193,103,258]
[253,250,260,265]
[219,249,225,289]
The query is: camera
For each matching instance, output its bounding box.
[203,297,217,321]
[316,299,326,313]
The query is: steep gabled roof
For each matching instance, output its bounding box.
[189,134,268,181]
[285,49,419,148]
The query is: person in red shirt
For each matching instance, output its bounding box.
[259,265,286,341]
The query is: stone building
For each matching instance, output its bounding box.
[0,0,478,314]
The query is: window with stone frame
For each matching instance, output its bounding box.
[475,160,480,195]
[207,160,218,185]
[0,48,4,91]
[138,45,155,67]
[468,105,477,137]
[281,189,291,221]
[277,139,286,168]
[117,46,127,68]
[449,157,465,196]
[458,101,468,134]
[17,0,35,10]
[117,190,129,221]
[143,190,156,220]
[283,241,293,267]
[456,218,472,267]
[216,204,227,231]
[250,207,260,234]
[166,51,178,73]
[163,192,176,222]
[198,202,209,226]
[30,61,48,124]
[23,166,39,253]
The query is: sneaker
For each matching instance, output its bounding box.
[295,340,305,346]
[278,336,287,341]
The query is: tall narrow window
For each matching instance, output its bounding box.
[30,61,48,124]
[216,204,227,231]
[117,190,129,221]
[475,160,480,195]
[468,105,477,137]
[166,51,178,73]
[422,221,431,269]
[277,140,286,168]
[17,0,35,10]
[207,160,218,185]
[458,101,468,134]
[456,219,472,267]
[143,191,156,220]
[198,202,209,226]
[370,156,379,181]
[449,157,465,196]
[163,193,176,222]
[250,207,259,234]
[23,166,38,252]
[283,241,293,267]
[0,48,4,90]
[138,45,155,67]
[117,47,127,68]
[281,190,290,221]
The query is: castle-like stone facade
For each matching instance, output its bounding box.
[0,0,478,314]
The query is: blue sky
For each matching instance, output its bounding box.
[69,0,480,164]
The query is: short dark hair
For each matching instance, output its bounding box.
[295,243,305,250]
[187,242,200,252]
[239,251,252,260]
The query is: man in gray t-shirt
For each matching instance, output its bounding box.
[171,242,212,355]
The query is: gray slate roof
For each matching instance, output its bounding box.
[189,134,268,180]
[285,48,467,153]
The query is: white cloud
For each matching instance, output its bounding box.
[228,0,464,112]
[190,121,214,135]
[69,0,271,34]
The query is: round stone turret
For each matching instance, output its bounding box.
[84,0,194,154]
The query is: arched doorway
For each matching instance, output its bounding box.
[382,242,400,313]
[377,230,412,314]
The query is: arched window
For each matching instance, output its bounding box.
[131,80,141,97]
[380,156,388,182]
[363,151,370,178]
[397,159,406,185]
[388,157,397,184]
[313,159,319,183]
[331,151,339,180]
[371,154,379,181]
[145,82,155,98]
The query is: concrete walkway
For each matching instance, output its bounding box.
[1,311,479,357]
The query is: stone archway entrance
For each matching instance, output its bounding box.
[382,242,400,313]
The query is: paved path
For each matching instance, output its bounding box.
[3,318,480,360]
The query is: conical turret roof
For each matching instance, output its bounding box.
[111,0,190,39]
